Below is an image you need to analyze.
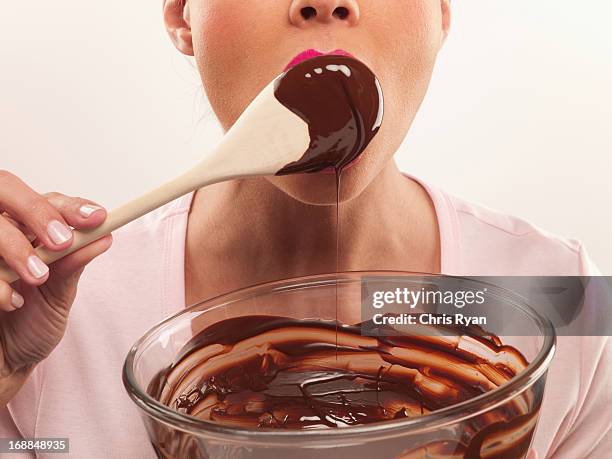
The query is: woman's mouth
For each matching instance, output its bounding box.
[284,48,354,72]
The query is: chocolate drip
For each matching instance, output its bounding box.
[274,55,383,175]
[271,56,382,371]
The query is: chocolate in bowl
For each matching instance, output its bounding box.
[123,272,555,459]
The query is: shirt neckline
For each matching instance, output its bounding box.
[167,173,462,312]
[402,173,462,275]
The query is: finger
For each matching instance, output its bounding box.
[50,234,113,280]
[0,171,73,251]
[0,214,50,286]
[43,192,107,230]
[1,212,36,242]
[0,280,25,312]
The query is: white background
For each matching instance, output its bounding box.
[1,1,610,273]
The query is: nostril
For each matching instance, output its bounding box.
[333,6,350,20]
[301,6,317,20]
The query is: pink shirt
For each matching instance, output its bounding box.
[2,175,610,458]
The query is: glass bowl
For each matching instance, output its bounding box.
[123,271,555,459]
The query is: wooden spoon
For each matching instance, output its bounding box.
[0,54,383,283]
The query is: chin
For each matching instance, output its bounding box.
[265,158,378,206]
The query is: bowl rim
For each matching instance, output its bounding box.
[122,270,556,444]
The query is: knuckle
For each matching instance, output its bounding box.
[26,195,56,220]
[44,192,72,213]
[43,191,63,200]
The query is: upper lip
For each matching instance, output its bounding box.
[284,48,354,71]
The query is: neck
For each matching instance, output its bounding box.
[184,161,440,305]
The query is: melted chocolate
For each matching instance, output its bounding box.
[274,55,383,175]
[149,316,531,430]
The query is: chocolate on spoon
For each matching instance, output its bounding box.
[274,54,384,175]
[0,55,384,283]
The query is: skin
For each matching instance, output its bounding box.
[162,0,451,304]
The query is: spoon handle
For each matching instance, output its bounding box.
[0,156,223,284]
[0,78,311,284]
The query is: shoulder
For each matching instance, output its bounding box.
[438,188,593,275]
[421,184,609,455]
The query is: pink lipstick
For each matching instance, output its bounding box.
[284,48,354,72]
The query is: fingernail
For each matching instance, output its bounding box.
[79,204,103,218]
[47,220,72,245]
[27,255,49,279]
[11,291,24,309]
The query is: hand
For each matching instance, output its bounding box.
[0,171,112,403]
[527,450,538,459]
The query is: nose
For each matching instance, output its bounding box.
[289,0,360,27]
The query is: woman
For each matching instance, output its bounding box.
[0,1,609,457]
